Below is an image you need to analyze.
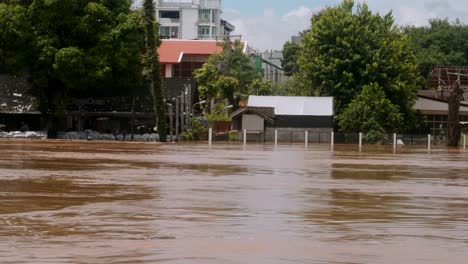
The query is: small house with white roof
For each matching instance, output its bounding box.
[230,96,334,141]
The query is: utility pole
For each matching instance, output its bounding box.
[181,91,185,132]
[185,85,192,130]
[130,96,136,141]
[175,96,180,140]
[168,103,174,141]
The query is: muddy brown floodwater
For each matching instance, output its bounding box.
[0,139,468,264]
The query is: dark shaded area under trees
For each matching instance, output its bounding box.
[0,0,164,138]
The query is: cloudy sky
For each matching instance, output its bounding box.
[221,0,468,51]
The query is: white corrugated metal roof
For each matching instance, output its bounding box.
[247,96,334,116]
[414,97,468,112]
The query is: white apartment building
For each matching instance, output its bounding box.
[156,0,235,40]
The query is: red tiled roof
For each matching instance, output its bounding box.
[158,40,223,64]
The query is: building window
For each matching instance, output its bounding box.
[198,26,210,39]
[211,26,217,37]
[159,10,180,20]
[160,26,179,39]
[199,9,211,23]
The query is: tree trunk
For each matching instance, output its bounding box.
[447,81,463,147]
[143,0,167,142]
[42,80,64,139]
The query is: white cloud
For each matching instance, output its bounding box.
[224,1,468,51]
[225,6,320,51]
[283,6,314,20]
[222,8,241,16]
[395,6,437,26]
[355,0,468,25]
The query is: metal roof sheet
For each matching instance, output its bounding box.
[247,96,334,116]
[415,96,468,113]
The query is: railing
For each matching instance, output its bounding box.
[204,129,468,152]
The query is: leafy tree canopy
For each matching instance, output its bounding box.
[194,40,269,111]
[0,0,147,100]
[404,18,468,78]
[338,82,403,142]
[281,41,300,76]
[296,1,421,132]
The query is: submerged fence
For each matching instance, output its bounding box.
[205,129,468,151]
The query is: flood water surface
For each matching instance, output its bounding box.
[0,139,468,263]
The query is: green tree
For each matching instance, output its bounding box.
[297,1,421,132]
[281,41,300,76]
[194,39,264,112]
[0,0,147,134]
[216,76,239,102]
[142,0,166,142]
[405,19,468,145]
[270,78,297,96]
[248,79,274,96]
[0,3,33,72]
[338,83,403,142]
[405,19,468,78]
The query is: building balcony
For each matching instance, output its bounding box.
[198,18,213,24]
[158,17,180,24]
[199,0,220,9]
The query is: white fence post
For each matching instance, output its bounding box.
[331,132,334,151]
[428,134,431,152]
[208,128,212,145]
[305,131,308,148]
[274,130,278,145]
[393,133,397,153]
[359,132,363,152]
[464,134,466,150]
[243,129,247,145]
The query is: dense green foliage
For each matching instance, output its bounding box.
[338,83,403,142]
[249,79,274,96]
[204,102,231,121]
[194,40,269,112]
[1,0,146,95]
[281,41,300,76]
[0,0,148,131]
[405,19,468,145]
[179,117,207,141]
[142,0,166,142]
[405,19,468,78]
[296,1,421,132]
[0,2,32,72]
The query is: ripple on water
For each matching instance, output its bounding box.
[0,139,468,264]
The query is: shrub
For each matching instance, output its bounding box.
[228,131,239,141]
[180,131,193,141]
